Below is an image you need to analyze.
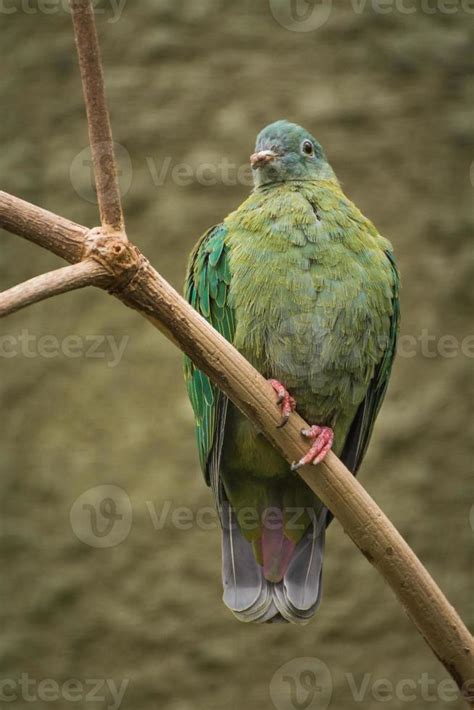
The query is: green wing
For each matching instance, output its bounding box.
[184,223,235,483]
[340,250,400,475]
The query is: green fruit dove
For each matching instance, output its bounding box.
[184,120,399,623]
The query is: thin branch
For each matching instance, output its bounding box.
[0,191,472,703]
[70,0,124,234]
[0,260,111,317]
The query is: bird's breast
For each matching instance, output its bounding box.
[225,191,393,425]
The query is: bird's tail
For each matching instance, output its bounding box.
[221,502,326,624]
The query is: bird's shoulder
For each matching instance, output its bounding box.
[222,180,394,271]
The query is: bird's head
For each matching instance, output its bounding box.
[250,120,335,188]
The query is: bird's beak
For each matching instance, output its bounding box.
[250,149,277,169]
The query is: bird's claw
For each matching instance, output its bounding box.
[291,425,334,471]
[268,379,296,428]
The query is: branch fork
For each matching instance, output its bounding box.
[82,226,146,296]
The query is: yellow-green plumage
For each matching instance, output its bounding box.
[184,120,399,623]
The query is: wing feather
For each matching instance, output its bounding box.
[184,224,235,507]
[340,250,400,475]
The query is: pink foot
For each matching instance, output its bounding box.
[291,425,334,471]
[268,379,296,428]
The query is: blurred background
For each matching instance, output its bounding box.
[0,1,473,708]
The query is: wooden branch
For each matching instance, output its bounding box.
[0,192,86,262]
[0,191,472,703]
[70,0,124,233]
[0,260,110,317]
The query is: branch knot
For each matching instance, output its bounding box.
[83,226,145,296]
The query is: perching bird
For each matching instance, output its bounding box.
[184,120,399,624]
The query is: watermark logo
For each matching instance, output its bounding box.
[146,155,253,188]
[0,674,128,709]
[70,145,255,198]
[270,660,472,706]
[396,330,474,359]
[0,0,127,23]
[70,141,133,204]
[270,657,333,710]
[70,484,132,548]
[70,497,327,547]
[270,0,474,31]
[0,330,129,368]
[146,501,326,534]
[269,0,333,32]
[345,672,471,703]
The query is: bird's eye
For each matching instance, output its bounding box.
[302,140,314,156]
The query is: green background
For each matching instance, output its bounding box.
[0,1,472,708]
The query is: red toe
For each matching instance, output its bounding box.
[268,379,296,428]
[291,425,334,470]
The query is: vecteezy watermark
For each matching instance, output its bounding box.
[0,0,127,23]
[0,674,129,709]
[71,489,474,550]
[345,673,473,704]
[269,0,474,32]
[70,484,133,548]
[70,490,328,548]
[396,330,474,359]
[0,330,129,368]
[70,142,254,200]
[70,142,133,204]
[146,500,220,532]
[269,658,473,707]
[270,657,333,710]
[269,0,333,32]
[146,501,326,534]
[145,156,253,188]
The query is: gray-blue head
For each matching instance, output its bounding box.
[250,120,335,188]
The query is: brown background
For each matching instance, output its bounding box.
[0,1,472,708]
